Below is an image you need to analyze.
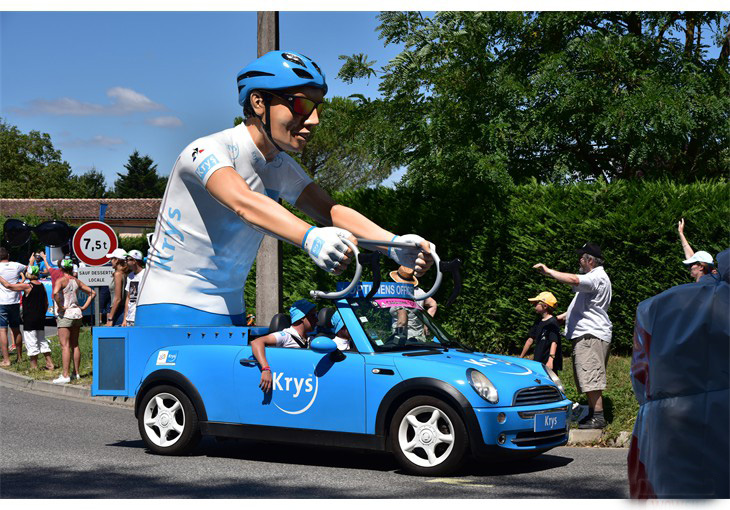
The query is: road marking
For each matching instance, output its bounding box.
[427,478,494,488]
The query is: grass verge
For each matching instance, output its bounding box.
[560,354,638,443]
[2,327,93,385]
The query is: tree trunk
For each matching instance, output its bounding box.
[684,15,696,56]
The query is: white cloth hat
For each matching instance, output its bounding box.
[106,248,129,259]
[683,250,714,266]
[127,249,144,261]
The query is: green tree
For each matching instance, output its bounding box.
[69,167,108,198]
[0,118,78,198]
[113,150,167,198]
[295,96,397,192]
[234,97,398,192]
[339,12,730,185]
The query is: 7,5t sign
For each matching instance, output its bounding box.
[72,221,119,266]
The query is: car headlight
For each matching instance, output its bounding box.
[467,368,499,404]
[543,364,565,395]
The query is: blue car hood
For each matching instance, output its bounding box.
[388,349,559,407]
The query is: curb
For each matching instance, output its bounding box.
[568,428,631,447]
[0,367,135,409]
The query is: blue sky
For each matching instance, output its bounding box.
[2,9,726,192]
[1,11,406,189]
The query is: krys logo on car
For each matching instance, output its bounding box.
[156,350,178,366]
[271,368,319,415]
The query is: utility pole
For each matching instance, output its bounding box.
[255,11,281,328]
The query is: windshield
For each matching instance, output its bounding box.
[348,297,470,353]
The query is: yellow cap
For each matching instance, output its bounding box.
[527,291,557,308]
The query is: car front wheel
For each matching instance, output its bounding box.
[390,396,468,475]
[138,384,200,455]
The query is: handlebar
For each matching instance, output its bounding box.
[309,238,363,300]
[310,238,461,306]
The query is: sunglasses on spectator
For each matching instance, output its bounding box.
[3,219,71,248]
[267,92,324,118]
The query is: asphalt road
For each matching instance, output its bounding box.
[0,384,630,498]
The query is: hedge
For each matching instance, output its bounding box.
[3,178,728,356]
[258,178,729,356]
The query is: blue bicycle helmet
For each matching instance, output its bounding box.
[237,50,327,110]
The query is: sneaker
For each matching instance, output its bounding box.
[53,375,71,385]
[578,414,606,429]
[74,374,80,380]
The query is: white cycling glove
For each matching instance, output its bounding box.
[388,234,433,273]
[302,226,353,273]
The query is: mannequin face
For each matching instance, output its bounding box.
[250,87,324,153]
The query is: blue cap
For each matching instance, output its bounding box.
[331,311,345,334]
[289,299,316,323]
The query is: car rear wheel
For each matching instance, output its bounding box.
[138,384,200,455]
[390,396,467,475]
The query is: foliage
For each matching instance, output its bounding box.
[0,119,111,198]
[69,168,108,198]
[234,96,398,192]
[339,12,730,184]
[561,355,638,440]
[112,150,167,198]
[244,179,728,356]
[0,119,79,198]
[295,96,398,192]
[2,328,93,384]
[118,233,152,256]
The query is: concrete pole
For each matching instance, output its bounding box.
[255,11,282,328]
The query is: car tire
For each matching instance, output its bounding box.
[138,384,201,455]
[389,396,468,476]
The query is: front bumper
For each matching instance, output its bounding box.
[468,398,572,458]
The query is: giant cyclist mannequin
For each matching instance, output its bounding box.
[136,51,433,326]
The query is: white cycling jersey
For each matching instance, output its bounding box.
[137,123,312,316]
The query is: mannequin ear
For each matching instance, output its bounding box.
[249,91,267,116]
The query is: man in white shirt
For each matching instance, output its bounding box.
[123,250,146,327]
[0,247,27,366]
[250,299,318,392]
[533,242,612,429]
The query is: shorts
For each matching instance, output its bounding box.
[572,335,610,393]
[23,329,50,357]
[56,317,83,329]
[0,304,21,328]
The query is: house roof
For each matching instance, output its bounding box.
[0,199,161,221]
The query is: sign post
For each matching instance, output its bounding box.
[72,221,119,327]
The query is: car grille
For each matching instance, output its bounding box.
[511,429,568,447]
[518,405,570,420]
[513,385,562,406]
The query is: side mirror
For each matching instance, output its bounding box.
[310,336,338,354]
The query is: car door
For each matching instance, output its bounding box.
[234,346,366,433]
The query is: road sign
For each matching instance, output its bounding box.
[72,221,118,266]
[77,266,114,287]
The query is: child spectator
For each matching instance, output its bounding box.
[519,291,563,372]
[0,266,53,370]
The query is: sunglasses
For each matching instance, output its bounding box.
[267,92,324,118]
[3,219,71,248]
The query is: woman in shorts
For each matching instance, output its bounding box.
[52,260,95,384]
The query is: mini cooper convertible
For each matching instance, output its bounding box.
[92,242,572,475]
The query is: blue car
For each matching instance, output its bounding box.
[92,246,571,476]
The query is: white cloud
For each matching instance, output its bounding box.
[146,115,183,128]
[65,135,125,147]
[12,87,164,116]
